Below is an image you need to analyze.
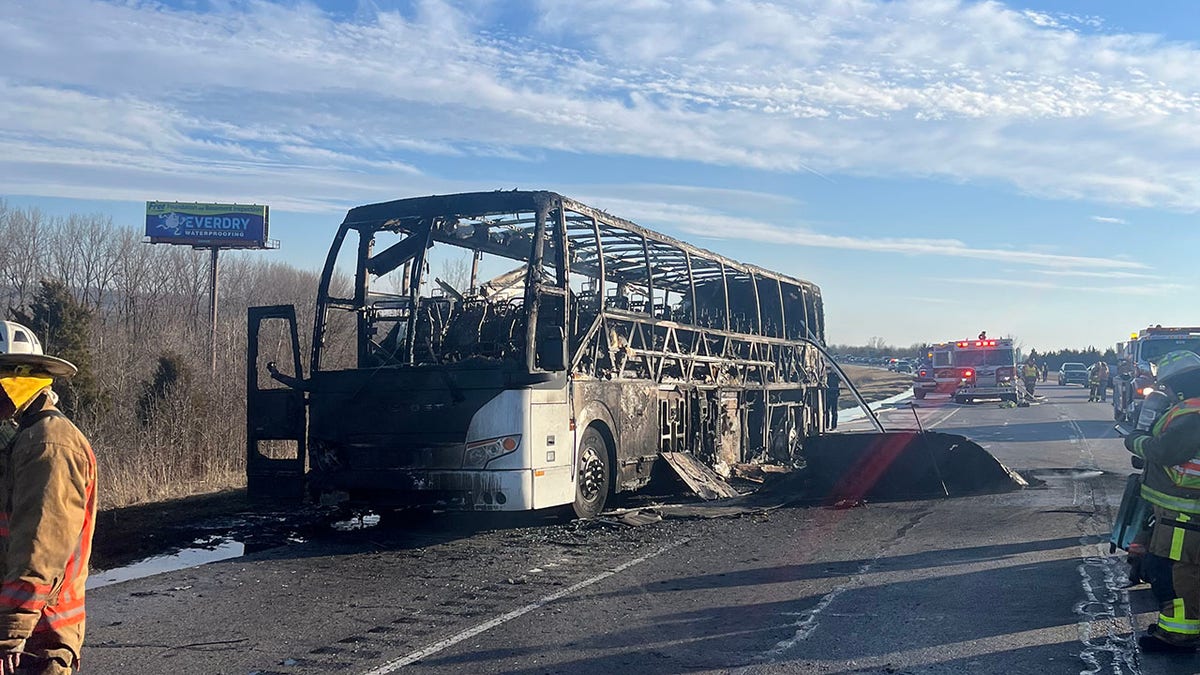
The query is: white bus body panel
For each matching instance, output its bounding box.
[463,388,574,511]
[530,387,574,509]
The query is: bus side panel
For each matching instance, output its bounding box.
[572,379,659,492]
[530,387,574,509]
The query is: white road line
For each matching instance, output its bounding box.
[360,538,690,674]
[1062,411,1140,674]
[763,560,873,656]
[923,406,959,431]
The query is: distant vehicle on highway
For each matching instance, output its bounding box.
[950,337,1019,404]
[1057,362,1088,386]
[1112,325,1200,425]
[913,343,955,400]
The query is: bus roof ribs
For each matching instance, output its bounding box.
[340,190,820,303]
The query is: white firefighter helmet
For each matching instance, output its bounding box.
[0,321,77,378]
[1155,350,1200,388]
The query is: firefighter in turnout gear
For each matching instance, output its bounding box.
[0,322,96,674]
[1089,360,1110,402]
[1022,359,1039,398]
[1124,350,1200,653]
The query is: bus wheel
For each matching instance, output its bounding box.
[914,390,927,400]
[573,427,611,519]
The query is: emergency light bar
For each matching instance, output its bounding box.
[1139,326,1200,338]
[956,340,999,348]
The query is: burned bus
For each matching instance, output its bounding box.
[246,190,839,517]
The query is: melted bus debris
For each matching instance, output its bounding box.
[245,191,1023,519]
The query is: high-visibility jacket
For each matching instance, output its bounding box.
[0,394,96,668]
[1131,398,1200,514]
[1022,363,1039,379]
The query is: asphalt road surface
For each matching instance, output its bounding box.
[86,382,1194,674]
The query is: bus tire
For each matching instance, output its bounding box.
[572,426,612,519]
[914,390,927,400]
[954,395,968,405]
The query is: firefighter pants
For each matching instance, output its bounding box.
[825,394,839,430]
[1089,381,1101,401]
[1148,508,1200,644]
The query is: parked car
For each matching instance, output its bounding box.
[1058,362,1089,386]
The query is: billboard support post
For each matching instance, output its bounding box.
[209,247,220,373]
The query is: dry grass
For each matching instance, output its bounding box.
[837,365,913,409]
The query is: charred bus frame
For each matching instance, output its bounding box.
[247,191,834,517]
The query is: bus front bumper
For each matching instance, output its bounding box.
[313,468,535,511]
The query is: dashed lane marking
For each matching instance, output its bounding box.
[358,538,691,674]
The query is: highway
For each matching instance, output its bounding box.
[85,382,1191,674]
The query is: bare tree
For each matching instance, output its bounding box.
[3,207,49,309]
[437,251,472,293]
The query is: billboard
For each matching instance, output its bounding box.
[145,201,269,248]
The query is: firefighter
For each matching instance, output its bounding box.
[0,322,96,675]
[1124,350,1200,653]
[1089,360,1110,402]
[1022,358,1039,398]
[825,369,841,430]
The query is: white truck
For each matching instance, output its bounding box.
[1113,326,1200,425]
[947,337,1019,404]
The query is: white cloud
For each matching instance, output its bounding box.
[581,195,1146,271]
[2,0,1200,210]
[1090,215,1128,225]
[939,277,1184,295]
[1037,269,1150,280]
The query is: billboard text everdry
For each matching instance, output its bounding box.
[145,201,269,248]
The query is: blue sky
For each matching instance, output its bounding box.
[3,0,1200,351]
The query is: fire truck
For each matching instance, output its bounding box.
[1112,325,1200,425]
[948,337,1019,404]
[912,343,955,399]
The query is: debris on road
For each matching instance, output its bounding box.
[803,431,1028,502]
[660,452,741,500]
[731,463,790,483]
[616,509,664,527]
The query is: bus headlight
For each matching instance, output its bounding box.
[463,435,521,469]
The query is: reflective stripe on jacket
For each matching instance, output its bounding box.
[0,394,96,667]
[1133,398,1200,513]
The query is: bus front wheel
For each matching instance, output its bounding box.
[573,426,612,519]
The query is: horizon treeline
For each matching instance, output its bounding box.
[830,337,1119,369]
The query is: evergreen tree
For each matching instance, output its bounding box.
[136,354,190,427]
[9,279,96,415]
